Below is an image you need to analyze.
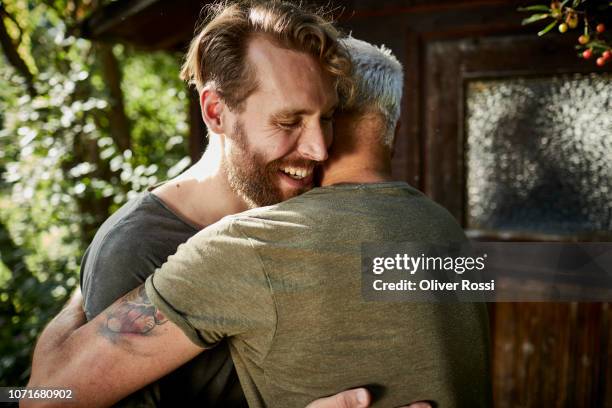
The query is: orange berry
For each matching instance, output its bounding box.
[566,14,578,29]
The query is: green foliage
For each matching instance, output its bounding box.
[0,0,190,385]
[111,44,191,203]
[518,0,611,63]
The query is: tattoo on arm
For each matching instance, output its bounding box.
[101,285,167,339]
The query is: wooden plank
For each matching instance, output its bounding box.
[491,303,577,407]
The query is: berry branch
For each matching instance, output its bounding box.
[519,0,612,66]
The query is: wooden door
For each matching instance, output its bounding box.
[342,1,612,406]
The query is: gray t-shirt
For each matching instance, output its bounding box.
[146,182,492,408]
[80,191,247,407]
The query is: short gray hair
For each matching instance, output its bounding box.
[340,37,403,147]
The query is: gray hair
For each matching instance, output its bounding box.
[340,37,403,147]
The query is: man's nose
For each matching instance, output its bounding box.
[297,123,330,162]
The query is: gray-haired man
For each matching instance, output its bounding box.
[26,37,490,407]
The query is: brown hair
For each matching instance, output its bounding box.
[180,0,353,111]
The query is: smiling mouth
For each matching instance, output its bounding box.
[280,166,313,180]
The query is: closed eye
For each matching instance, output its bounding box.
[277,121,301,130]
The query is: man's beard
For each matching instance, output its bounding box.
[223,120,314,208]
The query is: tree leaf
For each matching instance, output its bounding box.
[538,20,558,36]
[517,5,551,12]
[522,13,551,25]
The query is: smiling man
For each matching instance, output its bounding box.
[200,32,338,209]
[66,1,363,407]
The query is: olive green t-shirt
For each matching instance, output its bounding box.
[145,182,491,408]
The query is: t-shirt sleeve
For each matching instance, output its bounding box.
[145,218,275,349]
[81,227,158,321]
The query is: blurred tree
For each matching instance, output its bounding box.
[0,0,190,385]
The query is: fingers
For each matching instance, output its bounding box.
[305,389,431,408]
[64,286,83,309]
[306,388,371,408]
[57,287,86,328]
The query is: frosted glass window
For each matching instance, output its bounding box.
[466,74,612,235]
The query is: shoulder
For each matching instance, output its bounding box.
[81,193,197,318]
[169,216,271,275]
[219,208,310,246]
[85,192,197,266]
[397,189,467,242]
[185,216,253,251]
[83,194,159,268]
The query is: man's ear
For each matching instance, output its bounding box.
[200,88,224,134]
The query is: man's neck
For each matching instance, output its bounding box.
[320,145,393,187]
[321,115,394,186]
[152,138,248,228]
[321,164,392,186]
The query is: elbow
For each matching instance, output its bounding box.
[26,341,75,404]
[26,342,108,408]
[20,380,88,408]
[21,400,78,408]
[19,394,62,408]
[22,376,62,408]
[20,400,53,408]
[27,353,62,391]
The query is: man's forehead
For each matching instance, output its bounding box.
[246,36,337,112]
[247,35,316,72]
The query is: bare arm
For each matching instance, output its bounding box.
[24,285,203,408]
